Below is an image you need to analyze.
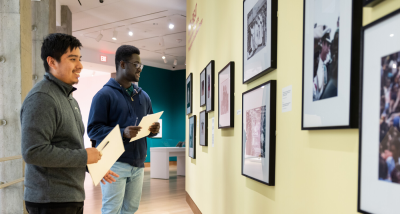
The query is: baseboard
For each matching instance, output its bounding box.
[144,161,177,167]
[186,191,202,214]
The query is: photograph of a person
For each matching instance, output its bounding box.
[201,70,206,106]
[189,115,196,158]
[200,110,208,146]
[246,0,267,60]
[312,0,340,101]
[378,51,400,184]
[242,80,276,185]
[186,73,192,115]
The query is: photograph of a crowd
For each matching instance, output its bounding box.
[379,51,400,183]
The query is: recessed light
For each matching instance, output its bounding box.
[169,24,174,29]
[390,34,394,37]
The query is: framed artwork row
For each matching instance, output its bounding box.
[243,0,277,84]
[301,0,362,130]
[358,9,400,214]
[242,80,277,185]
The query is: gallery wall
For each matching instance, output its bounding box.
[185,1,400,214]
[139,65,186,162]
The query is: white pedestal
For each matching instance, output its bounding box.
[150,147,185,179]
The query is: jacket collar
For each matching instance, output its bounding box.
[44,72,76,97]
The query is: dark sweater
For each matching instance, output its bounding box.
[20,72,87,203]
[87,79,155,168]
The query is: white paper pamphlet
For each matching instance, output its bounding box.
[130,111,164,142]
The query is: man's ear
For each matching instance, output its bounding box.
[120,61,125,69]
[47,56,57,71]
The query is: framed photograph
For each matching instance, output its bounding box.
[189,115,196,159]
[200,110,208,146]
[363,0,385,7]
[301,0,362,130]
[186,73,193,115]
[153,119,162,138]
[358,9,400,214]
[218,62,235,129]
[243,0,277,84]
[200,69,206,106]
[242,80,276,185]
[206,60,215,113]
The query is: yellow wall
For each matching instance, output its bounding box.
[185,1,400,213]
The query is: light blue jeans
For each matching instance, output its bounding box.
[100,162,144,214]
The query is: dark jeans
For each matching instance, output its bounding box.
[25,202,83,214]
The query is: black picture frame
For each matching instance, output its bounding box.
[358,8,400,214]
[188,115,196,159]
[242,0,278,84]
[200,69,206,107]
[186,73,193,115]
[199,110,208,146]
[241,80,277,186]
[301,0,362,130]
[363,0,385,7]
[206,60,215,113]
[218,61,235,129]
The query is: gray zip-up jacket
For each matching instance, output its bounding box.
[21,72,87,203]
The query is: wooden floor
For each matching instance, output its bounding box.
[83,165,193,214]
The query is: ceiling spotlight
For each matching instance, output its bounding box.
[390,34,395,37]
[159,36,165,47]
[95,31,103,42]
[163,58,168,63]
[168,19,174,29]
[127,28,133,36]
[112,29,118,40]
[162,55,166,59]
[174,58,177,66]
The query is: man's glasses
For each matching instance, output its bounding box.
[123,61,144,70]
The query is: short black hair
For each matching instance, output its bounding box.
[41,33,82,73]
[115,45,140,70]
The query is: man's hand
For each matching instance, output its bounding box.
[101,170,119,185]
[123,126,142,138]
[149,122,160,134]
[86,148,102,164]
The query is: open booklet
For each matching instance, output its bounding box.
[87,125,125,186]
[130,111,164,142]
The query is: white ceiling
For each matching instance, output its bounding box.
[57,0,187,69]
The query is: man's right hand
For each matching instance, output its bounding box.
[123,126,142,139]
[86,148,102,164]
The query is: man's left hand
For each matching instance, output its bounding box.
[149,122,160,134]
[101,170,119,185]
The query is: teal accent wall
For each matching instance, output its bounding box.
[139,65,186,162]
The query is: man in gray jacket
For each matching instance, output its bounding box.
[21,33,118,214]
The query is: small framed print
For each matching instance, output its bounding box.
[218,62,235,129]
[200,69,206,106]
[186,73,193,115]
[189,115,196,159]
[206,60,215,113]
[301,0,362,129]
[242,80,277,186]
[153,119,162,138]
[358,9,400,214]
[200,110,208,146]
[243,0,278,84]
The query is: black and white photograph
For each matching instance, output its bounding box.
[200,110,208,146]
[302,0,361,129]
[218,62,234,128]
[359,9,400,214]
[242,80,276,185]
[200,69,206,106]
[243,0,277,83]
[189,115,196,159]
[206,60,215,113]
[186,73,193,115]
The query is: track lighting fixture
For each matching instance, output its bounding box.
[112,29,118,40]
[95,31,103,42]
[173,58,177,66]
[168,19,174,29]
[159,36,165,47]
[127,28,133,36]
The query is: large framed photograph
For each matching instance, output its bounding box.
[186,73,193,115]
[200,110,208,146]
[218,62,235,129]
[200,69,206,106]
[242,0,277,84]
[206,60,215,113]
[301,0,362,130]
[359,9,400,214]
[189,115,196,159]
[242,80,276,185]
